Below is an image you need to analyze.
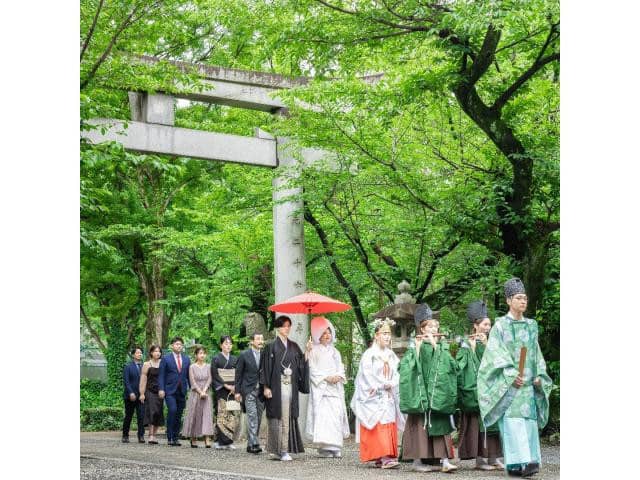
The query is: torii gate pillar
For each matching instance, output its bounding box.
[269,132,310,429]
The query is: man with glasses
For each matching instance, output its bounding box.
[158,336,191,446]
[477,278,553,477]
[235,332,266,454]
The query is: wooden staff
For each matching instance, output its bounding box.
[518,347,528,376]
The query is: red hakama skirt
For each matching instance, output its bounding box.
[359,422,398,462]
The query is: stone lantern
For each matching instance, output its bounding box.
[372,280,439,358]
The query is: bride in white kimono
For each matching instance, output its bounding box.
[305,316,350,458]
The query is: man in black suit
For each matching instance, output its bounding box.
[235,332,265,453]
[122,346,145,443]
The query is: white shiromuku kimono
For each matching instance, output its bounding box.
[350,342,406,442]
[305,317,350,451]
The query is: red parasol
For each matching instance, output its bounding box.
[268,291,352,315]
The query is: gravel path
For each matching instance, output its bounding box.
[81,432,559,479]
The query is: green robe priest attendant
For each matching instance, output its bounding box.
[477,278,553,478]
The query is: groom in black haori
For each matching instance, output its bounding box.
[259,315,310,461]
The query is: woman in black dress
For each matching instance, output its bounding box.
[211,335,239,449]
[139,345,165,444]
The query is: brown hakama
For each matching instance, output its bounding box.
[457,411,502,460]
[402,413,454,460]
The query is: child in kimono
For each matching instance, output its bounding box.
[351,318,405,469]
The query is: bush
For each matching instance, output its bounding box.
[81,407,123,431]
[542,382,560,438]
[81,379,121,410]
[81,379,123,431]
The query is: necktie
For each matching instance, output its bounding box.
[177,354,182,372]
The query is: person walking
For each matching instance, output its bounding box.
[139,345,164,445]
[212,335,240,449]
[122,347,145,444]
[158,336,191,446]
[234,333,266,454]
[181,346,215,448]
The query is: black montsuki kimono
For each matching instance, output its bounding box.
[211,352,238,445]
[259,336,310,451]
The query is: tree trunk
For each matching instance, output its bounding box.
[453,75,553,314]
[149,257,169,347]
[139,251,170,348]
[453,84,532,261]
[149,304,169,347]
[105,318,128,392]
[523,235,552,317]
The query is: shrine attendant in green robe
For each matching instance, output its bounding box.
[477,278,553,478]
[456,300,504,471]
[399,304,458,473]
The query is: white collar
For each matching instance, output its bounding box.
[371,342,393,361]
[506,313,526,322]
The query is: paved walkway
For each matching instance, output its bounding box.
[81,432,559,480]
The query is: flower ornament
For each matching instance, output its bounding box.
[369,317,396,337]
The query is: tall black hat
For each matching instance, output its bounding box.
[466,300,489,323]
[414,303,433,328]
[504,278,526,299]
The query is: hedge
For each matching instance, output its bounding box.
[81,379,122,431]
[81,407,123,431]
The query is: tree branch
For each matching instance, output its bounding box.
[314,0,358,15]
[160,175,198,215]
[81,305,107,351]
[534,22,560,65]
[370,241,400,268]
[414,210,427,282]
[80,0,105,61]
[414,238,461,302]
[80,1,162,90]
[323,197,394,302]
[177,248,219,277]
[492,52,559,112]
[304,205,371,344]
[495,25,550,54]
[305,253,324,268]
[422,257,496,308]
[468,24,501,85]
[304,29,415,45]
[328,112,439,212]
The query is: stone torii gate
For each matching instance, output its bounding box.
[82,57,344,429]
